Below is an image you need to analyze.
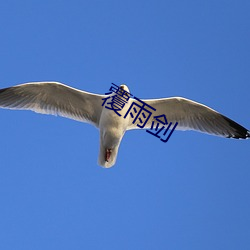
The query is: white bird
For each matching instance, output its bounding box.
[0,82,249,168]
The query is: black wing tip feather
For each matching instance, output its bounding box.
[0,88,9,94]
[222,115,250,139]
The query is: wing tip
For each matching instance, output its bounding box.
[0,88,8,94]
[222,115,250,139]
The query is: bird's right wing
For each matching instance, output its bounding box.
[0,82,105,127]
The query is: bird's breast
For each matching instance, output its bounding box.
[99,106,129,142]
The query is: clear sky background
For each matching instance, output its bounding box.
[0,1,249,249]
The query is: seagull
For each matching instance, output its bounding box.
[0,82,249,168]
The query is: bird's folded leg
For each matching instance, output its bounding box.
[105,149,112,162]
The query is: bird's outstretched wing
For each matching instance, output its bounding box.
[0,82,105,127]
[127,97,249,139]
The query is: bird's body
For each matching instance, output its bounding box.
[98,94,130,167]
[0,82,249,168]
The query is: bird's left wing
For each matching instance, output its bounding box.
[0,82,105,127]
[127,97,249,139]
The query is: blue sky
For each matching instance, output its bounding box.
[0,1,249,249]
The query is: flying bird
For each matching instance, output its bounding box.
[0,82,249,168]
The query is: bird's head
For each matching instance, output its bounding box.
[119,84,130,94]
